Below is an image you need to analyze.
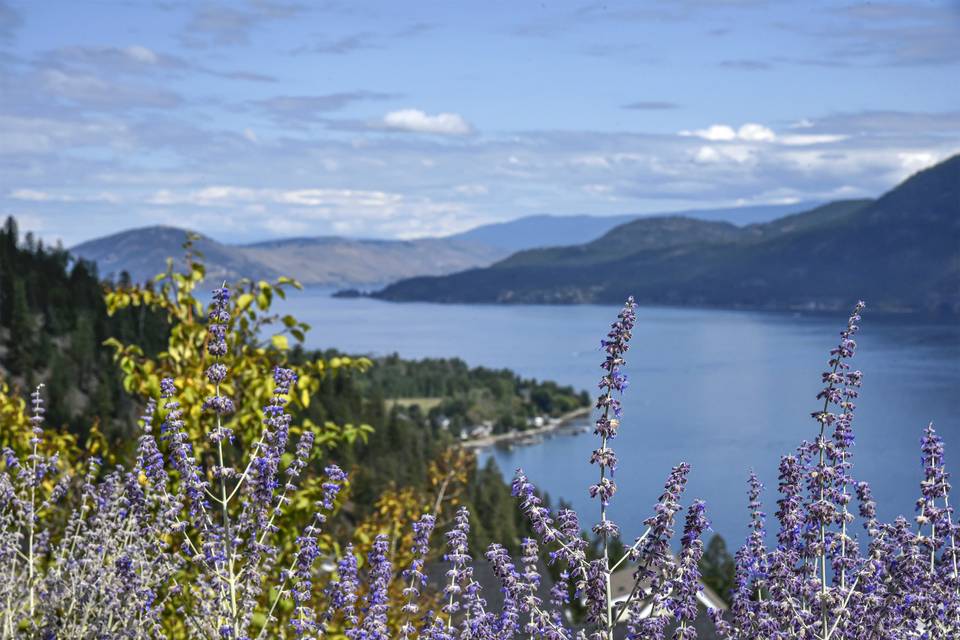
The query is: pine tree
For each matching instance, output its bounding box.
[699,534,736,603]
[7,278,35,375]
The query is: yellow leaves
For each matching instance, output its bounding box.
[276,275,303,289]
[0,378,87,473]
[271,334,289,351]
[235,293,254,313]
[428,447,474,514]
[299,386,310,408]
[85,420,117,467]
[0,378,30,452]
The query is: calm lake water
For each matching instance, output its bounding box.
[279,289,960,546]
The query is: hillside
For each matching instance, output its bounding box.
[447,202,819,253]
[374,156,959,313]
[240,236,506,287]
[71,226,277,285]
[72,228,510,288]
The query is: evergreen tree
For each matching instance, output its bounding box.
[700,534,736,602]
[7,279,35,375]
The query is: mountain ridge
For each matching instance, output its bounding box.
[71,227,509,288]
[445,202,821,253]
[373,157,960,313]
[72,203,824,288]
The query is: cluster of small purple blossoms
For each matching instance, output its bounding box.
[713,301,960,640]
[666,500,709,640]
[203,285,236,444]
[159,377,208,520]
[1,385,179,637]
[399,513,436,637]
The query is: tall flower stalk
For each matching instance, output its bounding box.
[590,296,636,637]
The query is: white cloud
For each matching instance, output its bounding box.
[125,45,159,64]
[570,155,612,168]
[141,185,465,232]
[779,134,848,146]
[583,183,615,196]
[9,189,120,204]
[898,151,938,175]
[693,145,754,164]
[380,109,473,135]
[41,69,180,107]
[454,184,489,196]
[10,189,55,202]
[42,69,110,95]
[680,124,737,141]
[680,123,845,146]
[680,123,775,142]
[737,123,776,142]
[0,115,131,154]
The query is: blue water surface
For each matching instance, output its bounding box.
[279,289,960,546]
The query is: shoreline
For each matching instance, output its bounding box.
[460,406,592,450]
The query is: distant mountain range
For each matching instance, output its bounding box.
[446,202,819,253]
[71,203,816,288]
[374,155,960,313]
[71,227,509,288]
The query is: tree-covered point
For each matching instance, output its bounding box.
[0,216,169,440]
[310,351,591,435]
[288,346,535,552]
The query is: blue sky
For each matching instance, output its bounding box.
[1,0,958,246]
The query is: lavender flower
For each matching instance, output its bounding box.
[358,535,391,639]
[400,513,436,636]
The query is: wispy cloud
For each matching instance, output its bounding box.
[41,69,182,109]
[622,101,680,110]
[0,0,21,41]
[180,1,304,48]
[38,44,277,83]
[294,32,379,55]
[254,91,396,125]
[718,59,771,70]
[780,1,960,66]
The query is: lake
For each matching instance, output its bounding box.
[279,289,960,547]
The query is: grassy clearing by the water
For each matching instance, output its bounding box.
[384,396,444,412]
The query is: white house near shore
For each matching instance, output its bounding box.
[608,565,728,623]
